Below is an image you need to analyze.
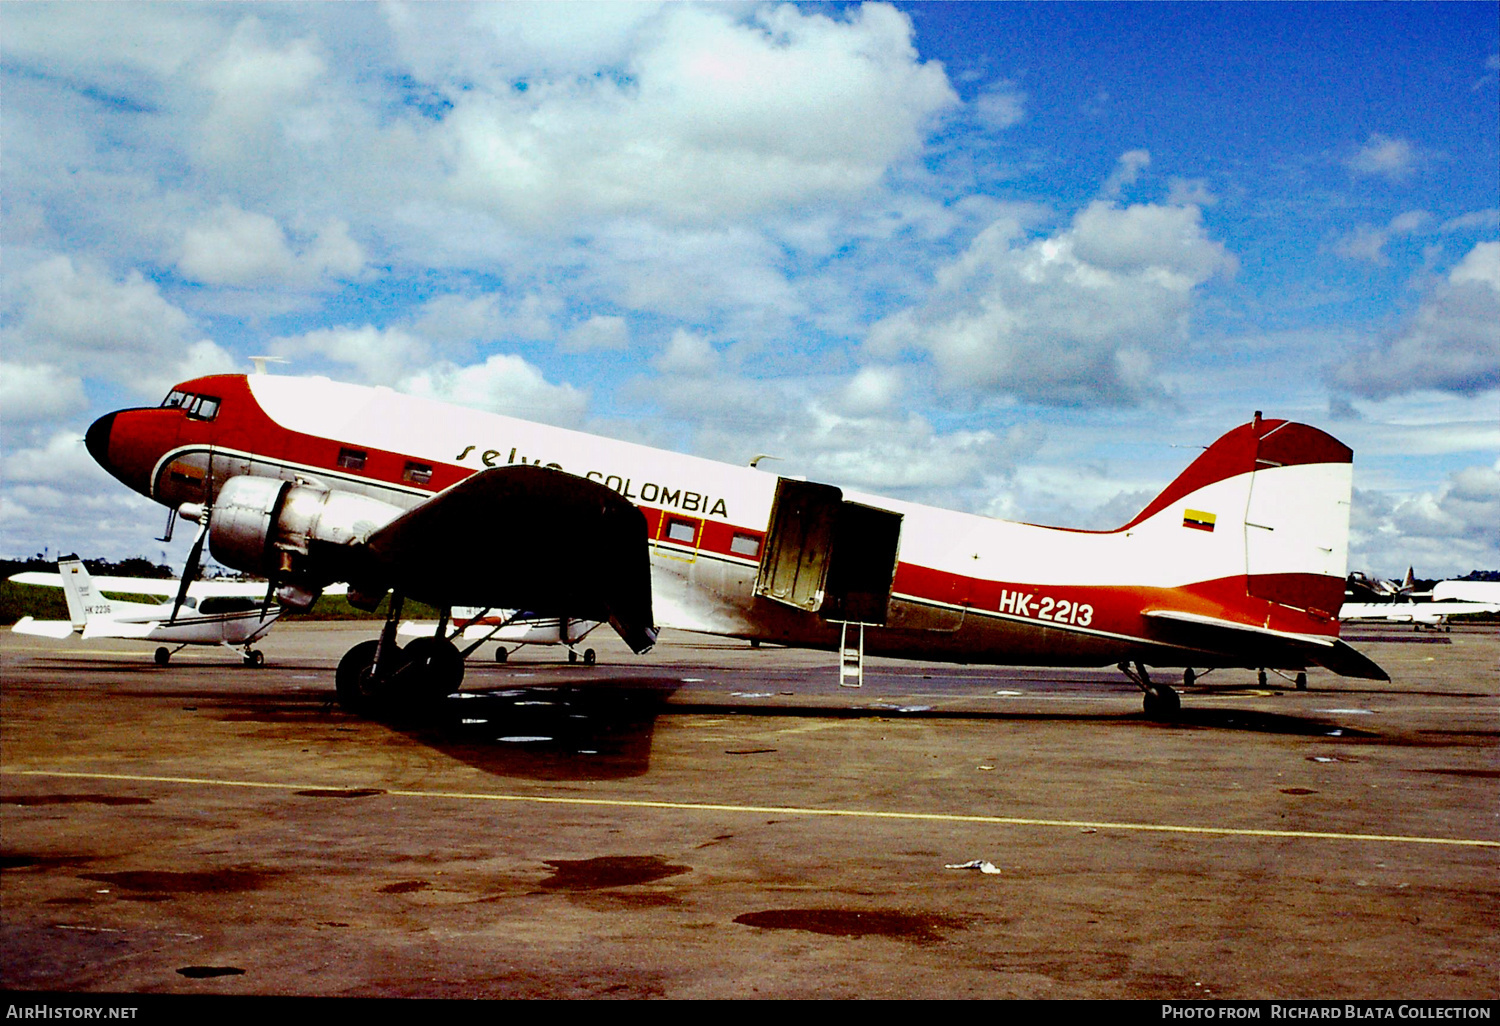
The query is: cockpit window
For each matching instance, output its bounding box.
[161,390,221,421]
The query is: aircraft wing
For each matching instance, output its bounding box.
[10,617,77,639]
[9,573,346,598]
[1144,609,1389,680]
[357,465,657,653]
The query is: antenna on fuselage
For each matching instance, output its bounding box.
[249,356,289,375]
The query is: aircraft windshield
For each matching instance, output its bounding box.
[161,390,220,421]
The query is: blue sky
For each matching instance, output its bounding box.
[2,1,1496,578]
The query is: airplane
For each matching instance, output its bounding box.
[83,372,1388,716]
[397,608,604,664]
[1339,573,1500,630]
[9,558,280,665]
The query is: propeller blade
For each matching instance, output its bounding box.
[170,520,208,623]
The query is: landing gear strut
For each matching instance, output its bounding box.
[1119,661,1180,718]
[335,594,465,716]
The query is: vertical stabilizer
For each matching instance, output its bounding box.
[57,559,102,629]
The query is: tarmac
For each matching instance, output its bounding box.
[1,622,1495,1000]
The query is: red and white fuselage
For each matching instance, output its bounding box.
[87,373,1376,677]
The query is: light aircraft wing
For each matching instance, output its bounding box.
[9,572,346,599]
[358,465,657,653]
[10,617,77,639]
[1144,609,1389,680]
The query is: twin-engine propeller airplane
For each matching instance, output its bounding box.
[84,372,1387,716]
[10,558,279,665]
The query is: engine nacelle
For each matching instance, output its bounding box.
[207,476,405,596]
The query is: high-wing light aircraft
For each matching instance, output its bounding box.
[398,609,604,664]
[1339,574,1500,630]
[84,373,1387,715]
[10,559,279,665]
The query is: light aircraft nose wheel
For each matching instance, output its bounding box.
[155,647,171,666]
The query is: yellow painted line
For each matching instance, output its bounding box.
[7,768,1498,849]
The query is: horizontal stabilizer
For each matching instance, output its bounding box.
[1144,609,1388,681]
[10,618,77,639]
[82,620,157,640]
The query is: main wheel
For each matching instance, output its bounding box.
[335,640,383,712]
[243,650,266,668]
[155,646,171,666]
[1143,686,1180,719]
[494,647,508,663]
[583,648,596,666]
[402,637,465,701]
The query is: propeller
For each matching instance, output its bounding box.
[169,515,209,624]
[169,452,214,624]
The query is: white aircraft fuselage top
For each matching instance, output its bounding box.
[85,373,1361,667]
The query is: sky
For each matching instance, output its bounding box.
[1,1,1497,580]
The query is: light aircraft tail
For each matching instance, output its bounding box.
[1120,414,1384,679]
[57,559,100,630]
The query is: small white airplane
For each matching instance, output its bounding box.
[10,559,280,665]
[1339,569,1500,629]
[398,609,604,664]
[84,372,1390,716]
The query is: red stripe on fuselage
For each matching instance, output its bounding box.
[149,375,1343,647]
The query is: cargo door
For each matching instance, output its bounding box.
[755,479,842,611]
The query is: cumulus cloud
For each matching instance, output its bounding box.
[562,315,630,353]
[1347,133,1421,182]
[1351,460,1500,578]
[398,353,588,427]
[0,363,88,424]
[867,195,1236,404]
[3,255,234,396]
[177,204,366,286]
[429,2,957,227]
[1329,242,1500,397]
[1332,210,1430,265]
[271,324,429,385]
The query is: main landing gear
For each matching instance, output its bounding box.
[336,594,465,716]
[1119,661,1182,718]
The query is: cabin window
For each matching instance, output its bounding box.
[731,532,762,559]
[338,447,367,471]
[665,517,699,545]
[403,461,433,485]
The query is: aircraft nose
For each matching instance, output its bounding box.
[85,412,117,470]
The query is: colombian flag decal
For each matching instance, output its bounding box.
[1183,509,1217,532]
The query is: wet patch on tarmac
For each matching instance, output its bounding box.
[176,966,245,978]
[2,794,151,807]
[294,788,386,798]
[81,868,282,894]
[1150,708,1380,738]
[379,880,430,894]
[734,908,964,944]
[1,853,93,871]
[540,855,691,891]
[1418,768,1500,779]
[1280,788,1319,795]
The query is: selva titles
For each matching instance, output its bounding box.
[454,445,730,519]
